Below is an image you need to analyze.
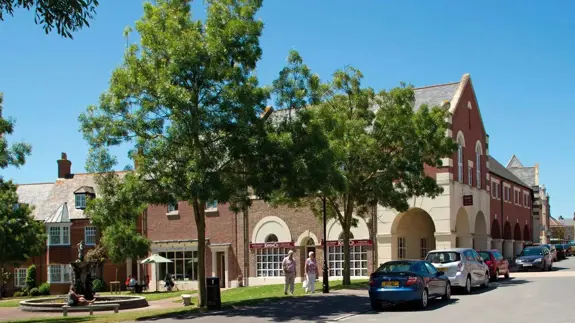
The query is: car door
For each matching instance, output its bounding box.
[472,250,487,281]
[424,261,445,296]
[463,250,478,284]
[543,248,551,264]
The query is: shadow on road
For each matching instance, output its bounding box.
[376,298,458,313]
[451,277,528,296]
[137,294,371,322]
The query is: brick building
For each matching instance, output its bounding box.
[7,153,130,295]
[487,157,533,258]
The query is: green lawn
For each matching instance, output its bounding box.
[4,279,367,323]
[0,290,197,308]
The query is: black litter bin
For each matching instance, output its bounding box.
[206,277,221,310]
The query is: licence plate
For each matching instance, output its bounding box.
[437,267,447,272]
[382,281,399,287]
[523,263,532,267]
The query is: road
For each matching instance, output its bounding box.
[138,257,575,323]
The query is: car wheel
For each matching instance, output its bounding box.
[418,288,428,310]
[442,283,451,301]
[482,272,490,288]
[541,261,546,272]
[464,276,472,294]
[492,269,499,282]
[370,300,383,312]
[549,262,553,271]
[504,270,510,279]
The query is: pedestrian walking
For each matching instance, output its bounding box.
[304,251,319,293]
[282,250,296,295]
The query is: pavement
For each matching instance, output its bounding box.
[137,258,575,323]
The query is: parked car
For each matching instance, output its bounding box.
[554,244,567,260]
[425,248,490,294]
[368,260,451,311]
[563,244,571,257]
[477,249,510,281]
[515,246,553,271]
[542,244,557,261]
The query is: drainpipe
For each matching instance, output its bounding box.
[243,206,249,287]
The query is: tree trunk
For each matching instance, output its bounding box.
[243,206,249,287]
[0,264,4,300]
[192,199,207,308]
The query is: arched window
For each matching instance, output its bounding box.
[265,234,278,243]
[306,238,315,246]
[457,140,464,183]
[475,143,482,188]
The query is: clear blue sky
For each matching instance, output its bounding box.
[0,1,572,218]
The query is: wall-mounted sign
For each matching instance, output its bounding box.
[249,242,295,249]
[463,195,473,206]
[319,239,373,247]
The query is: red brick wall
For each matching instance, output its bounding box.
[450,81,488,190]
[489,174,531,241]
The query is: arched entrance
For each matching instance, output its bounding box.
[503,222,512,240]
[502,222,513,258]
[491,219,501,239]
[523,225,531,242]
[513,223,523,256]
[513,224,522,241]
[300,237,316,277]
[391,208,436,260]
[474,212,488,250]
[455,207,472,248]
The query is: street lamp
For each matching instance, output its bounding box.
[322,195,329,293]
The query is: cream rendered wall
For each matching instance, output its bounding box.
[251,216,292,243]
[450,179,491,250]
[326,216,370,241]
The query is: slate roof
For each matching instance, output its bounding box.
[488,156,531,188]
[17,172,126,222]
[550,217,564,227]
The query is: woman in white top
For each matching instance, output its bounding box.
[304,251,319,293]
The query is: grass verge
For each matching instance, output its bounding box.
[3,279,367,323]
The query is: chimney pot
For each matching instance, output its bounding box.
[57,153,72,179]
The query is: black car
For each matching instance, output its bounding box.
[554,244,567,260]
[515,246,553,271]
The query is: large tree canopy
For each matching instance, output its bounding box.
[272,56,457,285]
[79,0,290,307]
[0,0,98,38]
[0,93,44,299]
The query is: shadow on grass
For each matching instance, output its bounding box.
[330,281,368,291]
[136,294,371,322]
[5,318,92,323]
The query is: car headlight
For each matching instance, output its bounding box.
[533,258,542,262]
[515,259,521,263]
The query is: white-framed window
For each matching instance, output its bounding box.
[47,265,72,284]
[75,194,87,209]
[514,190,520,205]
[205,200,218,211]
[256,234,287,277]
[85,226,97,246]
[457,144,463,183]
[420,238,428,260]
[13,268,26,287]
[523,193,529,207]
[328,245,368,277]
[491,182,500,199]
[504,186,510,202]
[468,166,473,185]
[398,237,406,259]
[157,250,199,281]
[475,151,481,188]
[48,225,70,246]
[167,203,178,212]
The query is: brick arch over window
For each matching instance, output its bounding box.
[252,216,292,243]
[475,141,483,188]
[456,131,466,182]
[295,230,319,246]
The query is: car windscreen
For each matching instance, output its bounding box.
[425,252,461,264]
[478,251,491,261]
[521,247,543,256]
[555,244,564,250]
[376,262,412,273]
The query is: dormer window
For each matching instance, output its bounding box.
[73,186,96,210]
[168,203,178,213]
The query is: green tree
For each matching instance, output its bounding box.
[273,61,457,285]
[79,0,285,307]
[25,264,36,292]
[0,93,44,299]
[84,149,151,266]
[0,0,98,38]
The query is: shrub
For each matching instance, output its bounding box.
[38,283,50,295]
[25,265,37,292]
[13,291,25,297]
[28,287,40,296]
[92,279,106,292]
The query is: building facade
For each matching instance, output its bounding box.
[488,157,533,258]
[506,156,552,243]
[7,153,129,295]
[376,74,491,263]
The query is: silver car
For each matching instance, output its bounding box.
[425,248,490,294]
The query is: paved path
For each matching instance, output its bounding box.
[141,257,575,323]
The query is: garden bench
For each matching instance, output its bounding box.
[62,303,120,317]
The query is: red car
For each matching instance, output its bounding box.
[477,249,510,281]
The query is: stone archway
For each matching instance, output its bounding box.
[513,223,522,241]
[455,207,472,248]
[474,212,488,250]
[391,208,436,260]
[523,225,531,242]
[513,223,523,256]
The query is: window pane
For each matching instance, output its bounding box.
[62,227,70,245]
[49,227,61,245]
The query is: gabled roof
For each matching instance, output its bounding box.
[506,155,524,168]
[44,202,70,223]
[488,156,531,188]
[16,183,55,220]
[74,186,95,194]
[550,217,565,227]
[412,82,459,112]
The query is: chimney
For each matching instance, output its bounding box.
[534,163,540,186]
[57,152,72,179]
